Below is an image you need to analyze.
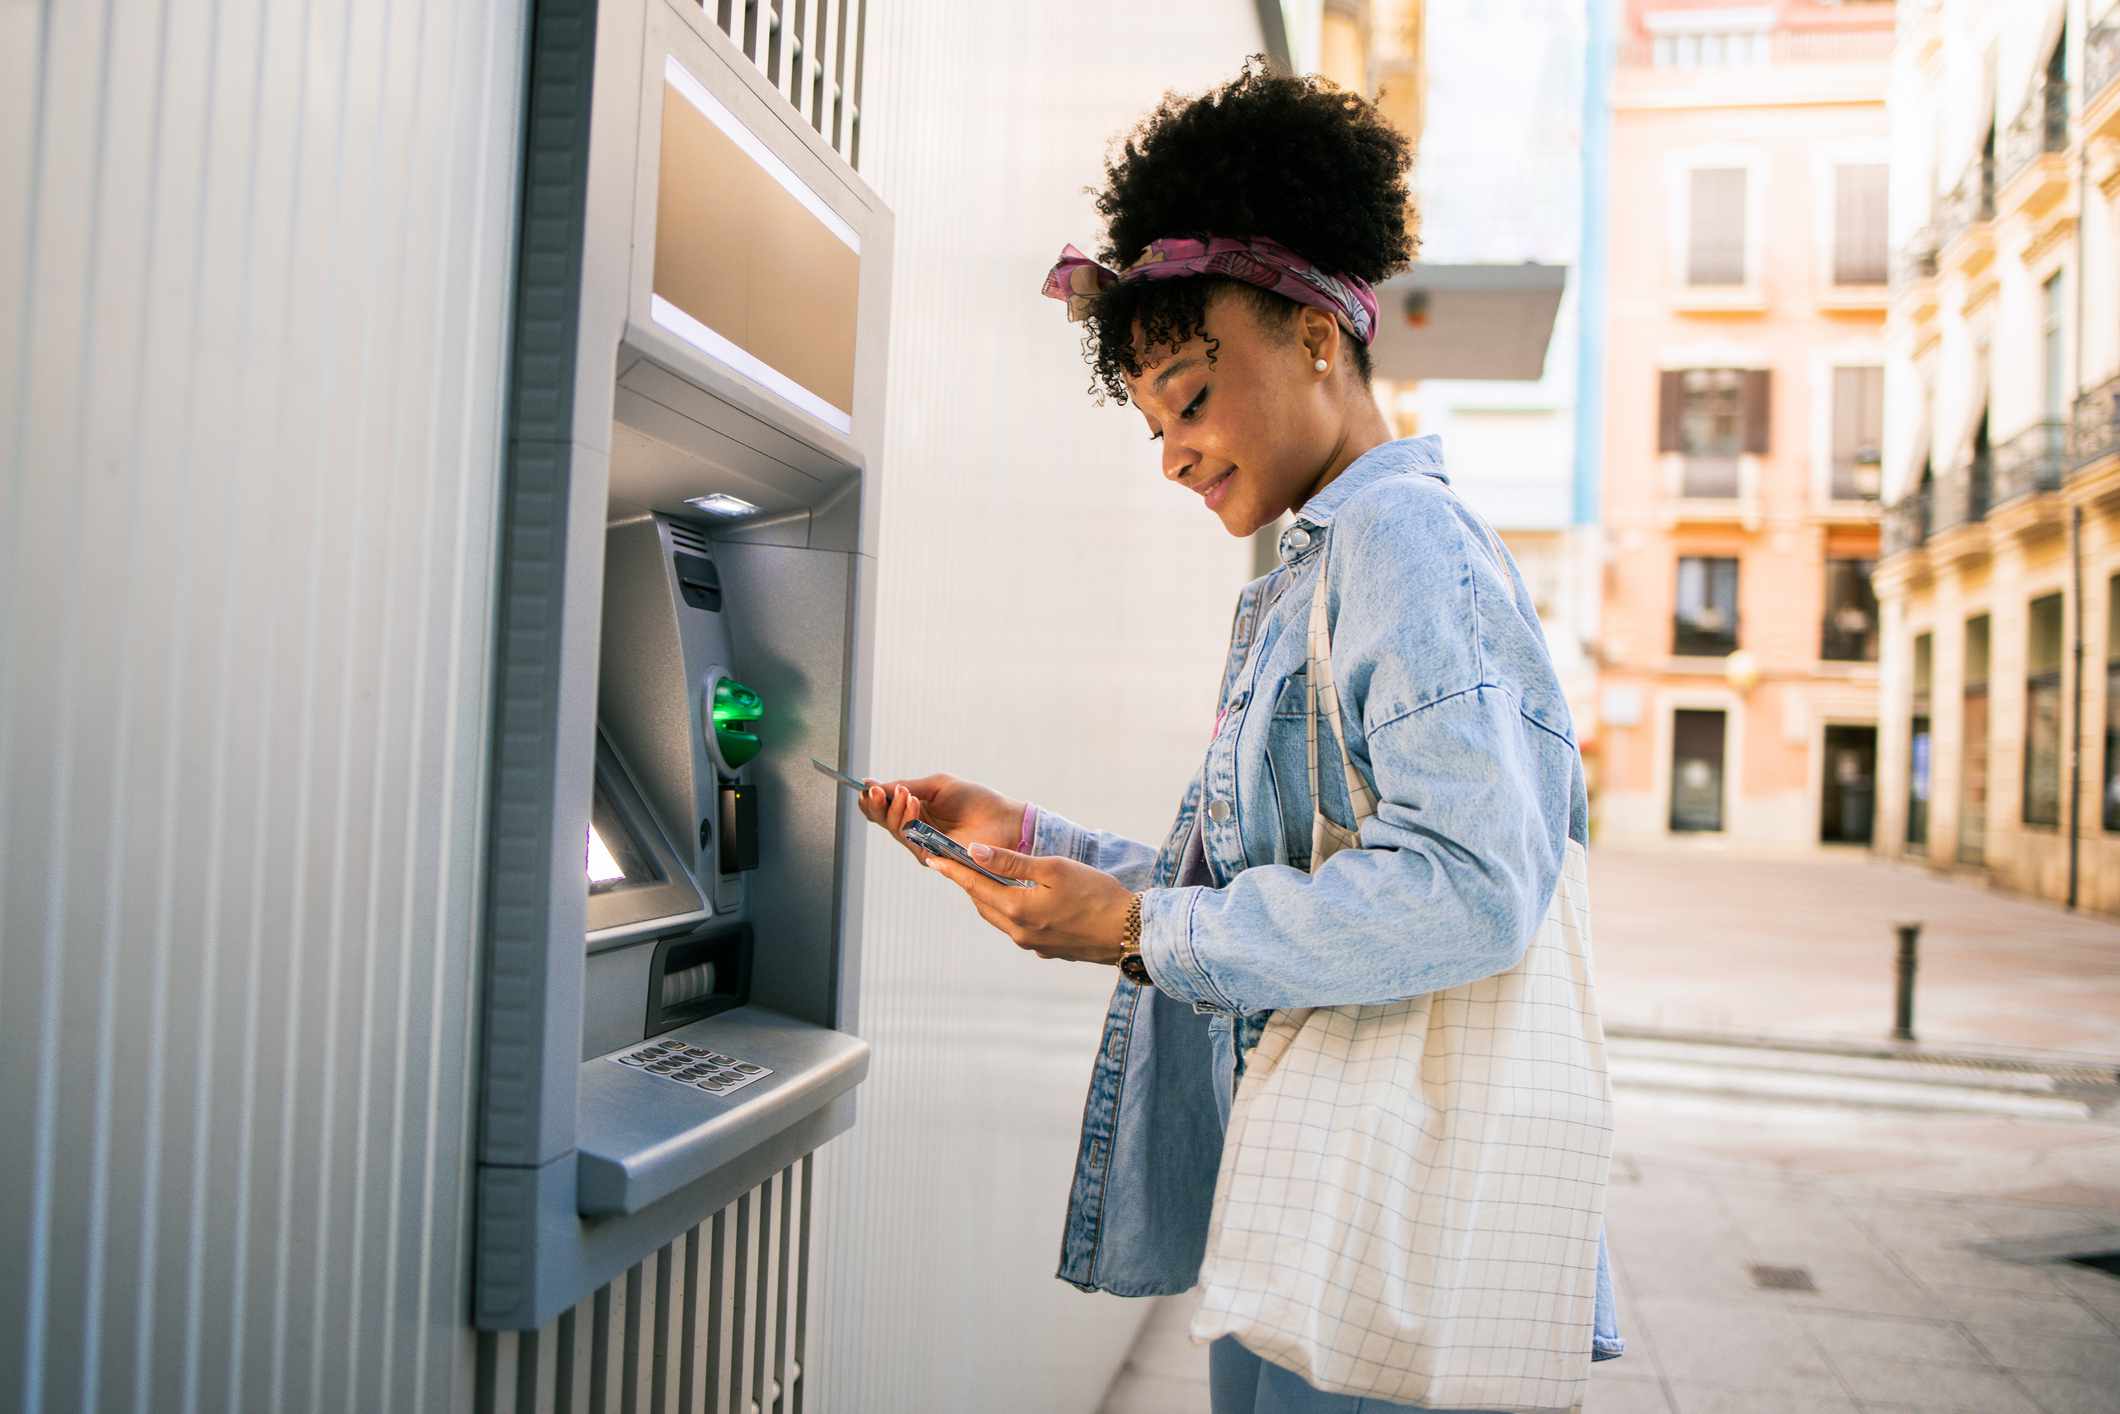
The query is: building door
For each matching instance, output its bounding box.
[1670,708,1727,832]
[1820,724,1878,844]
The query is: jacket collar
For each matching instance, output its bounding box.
[1275,433,1448,564]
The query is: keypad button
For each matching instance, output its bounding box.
[732,1062,762,1073]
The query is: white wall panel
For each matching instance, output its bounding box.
[0,3,525,1411]
[807,5,1265,1412]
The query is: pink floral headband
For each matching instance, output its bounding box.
[1039,234,1379,346]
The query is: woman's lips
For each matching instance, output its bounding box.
[1202,468,1236,511]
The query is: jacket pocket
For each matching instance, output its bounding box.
[1264,670,1313,869]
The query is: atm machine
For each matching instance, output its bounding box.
[473,0,890,1343]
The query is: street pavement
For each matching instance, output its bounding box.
[1098,849,2120,1414]
[1588,845,2120,1059]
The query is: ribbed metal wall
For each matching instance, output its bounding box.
[475,1158,815,1414]
[803,6,1267,1412]
[0,3,525,1411]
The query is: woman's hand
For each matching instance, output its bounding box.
[918,843,1135,967]
[853,772,1027,871]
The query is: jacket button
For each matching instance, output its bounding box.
[1280,525,1313,558]
[1207,797,1232,823]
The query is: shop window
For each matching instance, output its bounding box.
[2105,579,2120,832]
[2025,593,2064,828]
[1961,614,1990,865]
[1909,631,1932,852]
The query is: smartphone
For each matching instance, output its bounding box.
[810,758,1036,890]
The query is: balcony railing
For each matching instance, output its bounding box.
[2089,14,2120,107]
[1889,229,1940,288]
[1680,454,1742,499]
[1821,612,1880,663]
[1830,449,1883,501]
[1931,453,1992,533]
[1990,419,2068,505]
[1883,485,1931,556]
[1999,79,2069,190]
[1937,153,1996,248]
[2075,374,2120,472]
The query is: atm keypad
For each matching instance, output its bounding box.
[611,1038,774,1097]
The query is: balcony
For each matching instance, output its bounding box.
[1932,454,1991,529]
[1889,229,1940,327]
[1937,153,1997,283]
[2085,12,2120,146]
[1989,419,2067,506]
[1882,485,1930,558]
[1997,79,2071,223]
[2075,374,2120,474]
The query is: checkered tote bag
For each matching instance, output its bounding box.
[1189,535,1614,1413]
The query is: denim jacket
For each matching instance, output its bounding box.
[1031,435,1623,1361]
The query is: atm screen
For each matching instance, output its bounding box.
[587,773,664,895]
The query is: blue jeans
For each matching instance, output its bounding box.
[1208,1337,1512,1414]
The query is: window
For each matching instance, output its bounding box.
[1908,632,1932,851]
[1961,614,1990,864]
[1670,709,1728,832]
[1822,559,1878,661]
[1675,556,1740,657]
[2043,271,2067,423]
[2025,593,2064,828]
[1659,368,1771,497]
[1832,163,1889,285]
[2106,578,2120,832]
[1688,167,1749,285]
[1830,366,1883,500]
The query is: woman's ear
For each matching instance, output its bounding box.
[1298,306,1342,378]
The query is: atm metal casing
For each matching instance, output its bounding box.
[475,0,889,1329]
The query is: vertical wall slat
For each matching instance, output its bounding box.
[791,1155,813,1414]
[728,1192,752,1414]
[751,1179,776,1410]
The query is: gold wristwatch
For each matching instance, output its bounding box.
[1117,891,1150,983]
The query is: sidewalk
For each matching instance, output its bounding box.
[1587,846,2120,1059]
[1097,849,2120,1413]
[1101,1078,2120,1413]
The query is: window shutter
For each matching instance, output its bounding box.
[1832,164,1888,285]
[1741,369,1771,454]
[1688,167,1748,285]
[1658,370,1685,453]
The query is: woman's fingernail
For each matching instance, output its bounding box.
[923,855,937,868]
[968,842,992,861]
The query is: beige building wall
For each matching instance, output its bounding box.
[1875,0,2120,915]
[1596,1,1893,849]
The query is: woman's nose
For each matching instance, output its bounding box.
[1161,439,1196,483]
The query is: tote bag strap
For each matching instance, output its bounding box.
[1304,538,1380,835]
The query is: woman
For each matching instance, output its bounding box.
[857,61,1623,1414]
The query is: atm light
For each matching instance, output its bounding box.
[684,493,761,519]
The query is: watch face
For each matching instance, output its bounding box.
[1119,952,1151,984]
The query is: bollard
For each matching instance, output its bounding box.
[1892,922,1920,1042]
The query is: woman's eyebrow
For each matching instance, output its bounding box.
[1151,355,1201,394]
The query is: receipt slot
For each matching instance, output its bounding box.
[474,0,890,1329]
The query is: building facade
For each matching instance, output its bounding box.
[1874,0,2120,913]
[1594,0,1894,849]
[1394,0,1601,750]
